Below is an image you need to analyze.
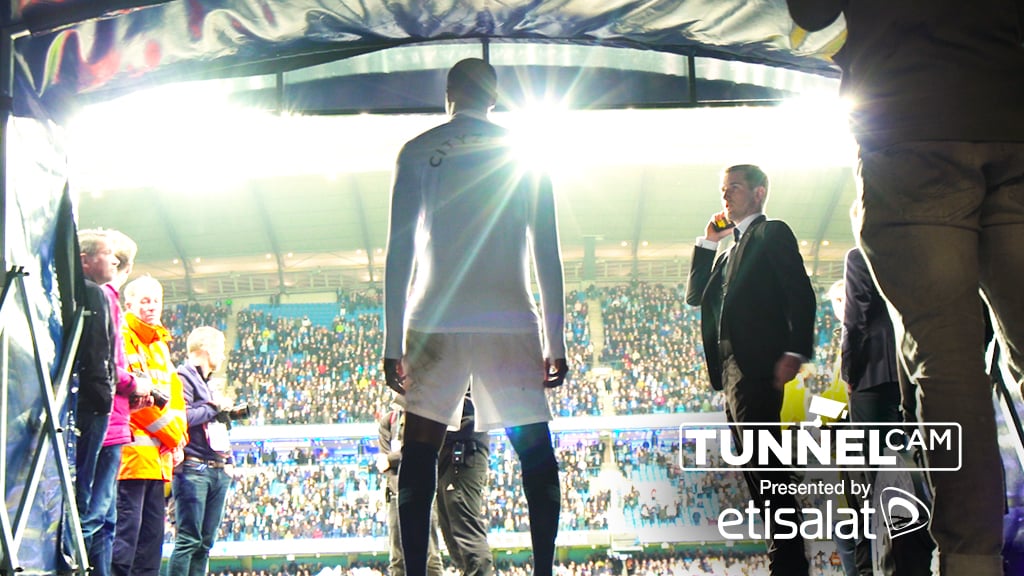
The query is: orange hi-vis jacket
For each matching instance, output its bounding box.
[118,312,188,482]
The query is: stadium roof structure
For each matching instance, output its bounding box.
[9,0,854,301]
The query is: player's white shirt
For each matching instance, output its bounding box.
[383,110,566,359]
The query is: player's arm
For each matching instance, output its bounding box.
[528,172,568,387]
[382,146,419,393]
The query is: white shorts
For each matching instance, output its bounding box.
[400,330,552,431]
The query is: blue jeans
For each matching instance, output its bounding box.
[858,141,1024,576]
[86,444,122,576]
[74,409,111,526]
[167,460,232,576]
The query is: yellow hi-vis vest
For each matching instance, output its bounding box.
[118,313,187,482]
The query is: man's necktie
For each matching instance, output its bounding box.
[725,227,742,285]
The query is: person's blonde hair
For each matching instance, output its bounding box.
[124,275,163,302]
[78,228,111,257]
[108,230,138,273]
[187,326,225,354]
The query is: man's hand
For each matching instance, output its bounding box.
[704,211,735,243]
[544,358,569,388]
[773,354,803,390]
[383,358,406,395]
[132,373,152,398]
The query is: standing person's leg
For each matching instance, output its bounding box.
[399,414,448,576]
[978,143,1024,398]
[192,467,232,576]
[88,444,122,576]
[426,507,444,576]
[399,331,473,576]
[725,367,808,576]
[167,461,207,576]
[437,446,494,576]
[435,460,461,571]
[833,467,864,576]
[75,409,110,530]
[506,423,560,576]
[387,491,405,576]
[858,141,1003,576]
[469,332,556,576]
[112,479,145,576]
[130,479,166,576]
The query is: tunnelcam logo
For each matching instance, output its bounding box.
[678,398,961,472]
[681,397,942,543]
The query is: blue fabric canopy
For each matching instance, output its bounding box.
[11,0,843,119]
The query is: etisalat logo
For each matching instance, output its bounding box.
[678,396,959,541]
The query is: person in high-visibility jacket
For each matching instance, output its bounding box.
[112,276,187,576]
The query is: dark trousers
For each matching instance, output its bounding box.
[724,364,809,576]
[437,444,493,576]
[841,383,902,576]
[167,460,232,576]
[850,382,934,576]
[858,141,1022,576]
[112,479,165,576]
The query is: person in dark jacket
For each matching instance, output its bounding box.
[786,3,1024,573]
[685,164,816,576]
[842,246,933,576]
[167,326,232,576]
[74,229,119,558]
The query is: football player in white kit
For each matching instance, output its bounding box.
[382,58,568,576]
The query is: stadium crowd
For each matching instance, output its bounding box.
[153,283,848,549]
[206,549,847,575]
[158,282,844,425]
[165,301,231,364]
[173,435,618,543]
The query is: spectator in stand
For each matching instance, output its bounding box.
[165,302,230,365]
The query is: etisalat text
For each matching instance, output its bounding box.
[718,480,876,540]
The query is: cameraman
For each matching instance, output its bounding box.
[167,327,233,576]
[436,394,493,576]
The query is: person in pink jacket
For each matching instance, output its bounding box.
[82,229,151,576]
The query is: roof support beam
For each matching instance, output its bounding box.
[251,186,287,294]
[630,170,650,278]
[810,173,847,280]
[351,178,376,283]
[152,193,194,299]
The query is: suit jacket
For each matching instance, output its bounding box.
[841,247,899,390]
[685,215,816,391]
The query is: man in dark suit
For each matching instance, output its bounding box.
[686,164,817,576]
[842,246,933,576]
[842,246,901,424]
